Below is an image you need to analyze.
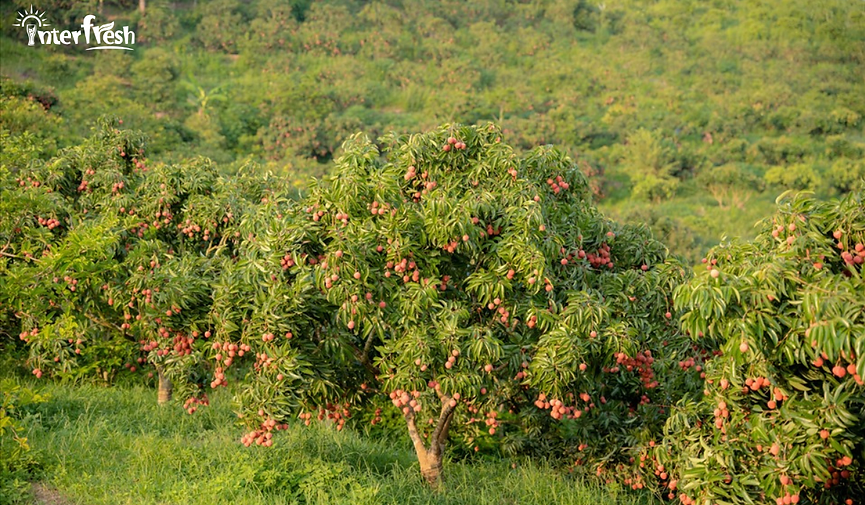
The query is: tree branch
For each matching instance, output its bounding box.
[404,410,430,458]
[436,408,455,450]
[429,396,457,457]
[361,331,376,364]
[84,312,124,333]
[0,250,26,259]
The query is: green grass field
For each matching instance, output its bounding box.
[12,379,654,505]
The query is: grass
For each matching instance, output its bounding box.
[13,379,655,505]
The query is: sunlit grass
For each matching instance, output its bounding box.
[21,381,655,505]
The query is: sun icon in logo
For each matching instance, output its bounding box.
[13,5,50,46]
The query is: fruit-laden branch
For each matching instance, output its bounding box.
[352,347,380,378]
[0,249,27,259]
[345,329,380,377]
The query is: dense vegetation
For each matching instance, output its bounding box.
[2,0,864,262]
[1,1,864,504]
[0,118,702,489]
[223,124,701,486]
[665,191,865,504]
[1,117,862,503]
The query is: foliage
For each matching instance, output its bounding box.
[827,159,865,194]
[764,164,820,191]
[2,0,864,260]
[0,80,65,159]
[664,190,865,505]
[696,164,764,210]
[10,119,861,500]
[2,0,865,498]
[220,123,701,487]
[0,119,259,405]
[619,129,680,203]
[130,48,180,104]
[0,379,48,505]
[135,0,181,44]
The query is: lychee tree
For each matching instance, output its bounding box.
[230,124,702,487]
[1,120,150,384]
[0,119,260,409]
[662,188,865,505]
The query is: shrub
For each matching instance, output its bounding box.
[764,163,820,191]
[663,189,865,505]
[135,1,182,44]
[620,129,680,202]
[697,163,764,210]
[130,48,180,104]
[827,158,865,194]
[0,379,48,504]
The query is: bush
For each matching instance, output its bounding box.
[764,163,820,191]
[136,1,182,44]
[827,158,865,194]
[664,189,865,505]
[620,129,680,203]
[130,48,180,104]
[0,379,48,505]
[0,79,66,158]
[746,136,809,166]
[697,163,764,210]
[195,0,247,52]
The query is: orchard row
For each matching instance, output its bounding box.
[1,121,862,503]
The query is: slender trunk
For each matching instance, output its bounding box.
[404,395,457,489]
[157,366,172,404]
[139,0,146,15]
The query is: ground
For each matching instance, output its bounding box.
[14,380,655,505]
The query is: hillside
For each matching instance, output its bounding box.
[1,0,864,262]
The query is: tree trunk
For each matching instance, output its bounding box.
[418,449,443,488]
[157,366,172,404]
[139,0,146,15]
[404,395,457,489]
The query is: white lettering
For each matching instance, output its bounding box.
[27,13,135,50]
[123,26,135,45]
[81,15,95,44]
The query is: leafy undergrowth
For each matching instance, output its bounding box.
[19,380,655,505]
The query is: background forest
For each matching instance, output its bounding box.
[1,0,864,263]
